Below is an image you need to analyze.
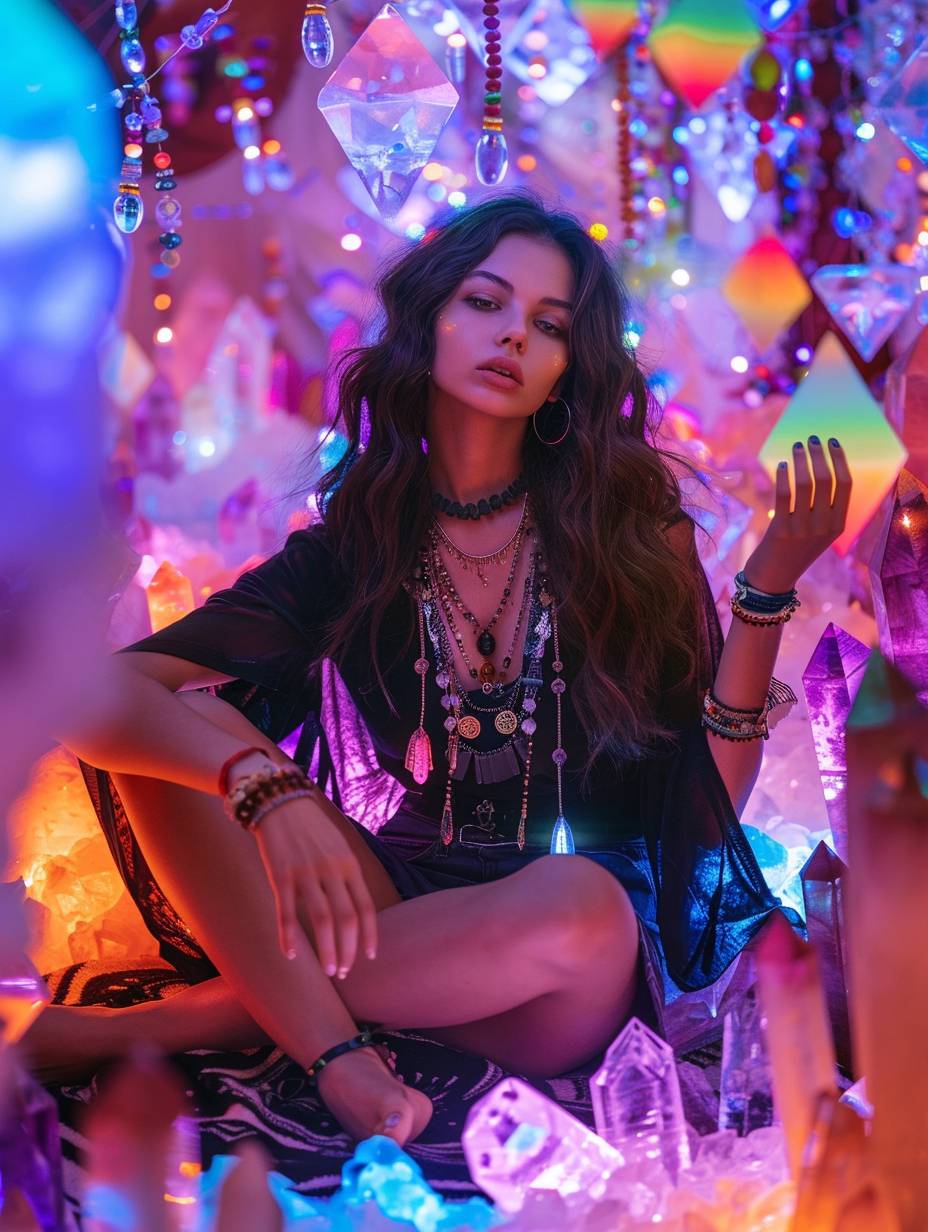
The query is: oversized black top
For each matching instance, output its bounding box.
[102,514,787,994]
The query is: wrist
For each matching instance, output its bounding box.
[221,748,279,795]
[740,563,797,596]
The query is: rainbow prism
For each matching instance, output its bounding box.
[723,235,812,352]
[758,333,908,556]
[571,0,638,58]
[647,0,762,109]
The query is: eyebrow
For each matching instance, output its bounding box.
[468,269,573,312]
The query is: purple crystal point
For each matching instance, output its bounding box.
[801,842,851,1071]
[869,469,928,707]
[591,1016,691,1181]
[801,622,871,862]
[718,985,776,1136]
[0,1063,65,1231]
[462,1075,622,1214]
[475,130,509,186]
[884,326,928,488]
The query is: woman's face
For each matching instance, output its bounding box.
[430,232,574,422]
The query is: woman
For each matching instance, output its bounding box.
[31,194,850,1148]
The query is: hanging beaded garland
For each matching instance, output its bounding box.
[302,1,334,68]
[475,0,509,186]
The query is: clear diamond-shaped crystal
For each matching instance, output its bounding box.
[317,4,459,220]
[590,1017,691,1181]
[502,0,599,106]
[878,43,928,165]
[810,263,919,362]
[461,1075,622,1214]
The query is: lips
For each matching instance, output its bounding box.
[477,357,524,385]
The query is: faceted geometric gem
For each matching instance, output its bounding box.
[146,559,195,633]
[502,0,598,107]
[590,1017,691,1180]
[883,326,928,488]
[810,263,919,362]
[718,984,776,1135]
[572,0,638,57]
[757,332,908,555]
[647,0,762,110]
[878,43,928,166]
[462,1075,623,1214]
[869,469,928,706]
[723,235,812,352]
[801,622,872,860]
[0,956,49,1046]
[317,5,460,220]
[801,842,852,1071]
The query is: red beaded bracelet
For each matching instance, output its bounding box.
[218,746,269,796]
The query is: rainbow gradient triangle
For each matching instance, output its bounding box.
[647,0,762,110]
[723,235,812,352]
[758,333,908,555]
[571,0,638,57]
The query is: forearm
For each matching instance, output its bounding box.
[54,660,281,795]
[705,616,785,818]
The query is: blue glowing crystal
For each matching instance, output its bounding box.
[302,5,334,68]
[119,34,146,76]
[810,263,919,362]
[549,813,575,854]
[114,1,137,30]
[475,130,508,186]
[503,0,598,106]
[878,44,928,165]
[317,4,459,220]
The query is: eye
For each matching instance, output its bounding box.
[465,294,497,310]
[537,320,564,336]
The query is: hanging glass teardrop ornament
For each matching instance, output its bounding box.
[302,2,334,68]
[114,187,143,234]
[475,0,508,186]
[120,34,146,75]
[550,814,575,855]
[476,131,508,186]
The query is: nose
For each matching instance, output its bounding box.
[497,327,526,354]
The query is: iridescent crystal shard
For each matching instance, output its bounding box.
[317,5,459,220]
[462,1075,622,1214]
[809,264,919,362]
[0,955,49,1045]
[0,1063,65,1232]
[846,652,928,1232]
[869,470,928,706]
[801,622,872,861]
[590,1017,691,1181]
[503,0,598,106]
[800,842,852,1072]
[884,326,928,488]
[878,43,928,165]
[755,912,838,1179]
[718,983,776,1135]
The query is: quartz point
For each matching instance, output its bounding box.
[718,983,776,1136]
[0,1062,64,1232]
[317,4,460,220]
[883,326,928,488]
[0,955,50,1046]
[810,263,919,362]
[878,42,928,165]
[869,470,928,707]
[461,1075,623,1214]
[302,4,334,68]
[502,0,598,107]
[755,912,838,1179]
[590,1016,691,1181]
[801,622,872,861]
[800,842,852,1072]
[145,559,195,633]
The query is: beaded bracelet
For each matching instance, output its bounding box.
[246,788,319,833]
[224,766,316,831]
[218,746,271,796]
[730,595,800,626]
[701,676,798,742]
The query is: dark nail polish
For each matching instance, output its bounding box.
[809,434,820,445]
[829,437,840,447]
[793,441,803,450]
[778,461,788,469]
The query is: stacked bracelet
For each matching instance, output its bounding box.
[701,676,798,742]
[224,766,317,832]
[731,570,800,626]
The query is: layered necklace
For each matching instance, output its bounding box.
[404,491,575,855]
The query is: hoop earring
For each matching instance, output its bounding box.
[532,397,571,446]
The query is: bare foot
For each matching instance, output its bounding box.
[19,1005,120,1086]
[316,1043,433,1147]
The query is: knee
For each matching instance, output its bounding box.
[533,854,638,958]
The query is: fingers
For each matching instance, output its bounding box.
[828,438,852,529]
[784,437,851,534]
[276,875,299,961]
[320,876,360,978]
[300,877,339,976]
[346,869,379,963]
[791,439,813,516]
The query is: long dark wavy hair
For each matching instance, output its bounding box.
[312,192,712,778]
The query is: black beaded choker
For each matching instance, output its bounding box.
[431,473,527,521]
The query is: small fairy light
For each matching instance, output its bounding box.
[517,154,537,172]
[153,293,172,311]
[262,139,281,155]
[155,325,174,345]
[855,120,876,141]
[730,355,749,373]
[588,222,609,242]
[243,144,261,159]
[340,232,362,251]
[422,162,444,181]
[647,196,666,216]
[670,268,690,286]
[902,512,911,528]
[448,190,467,207]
